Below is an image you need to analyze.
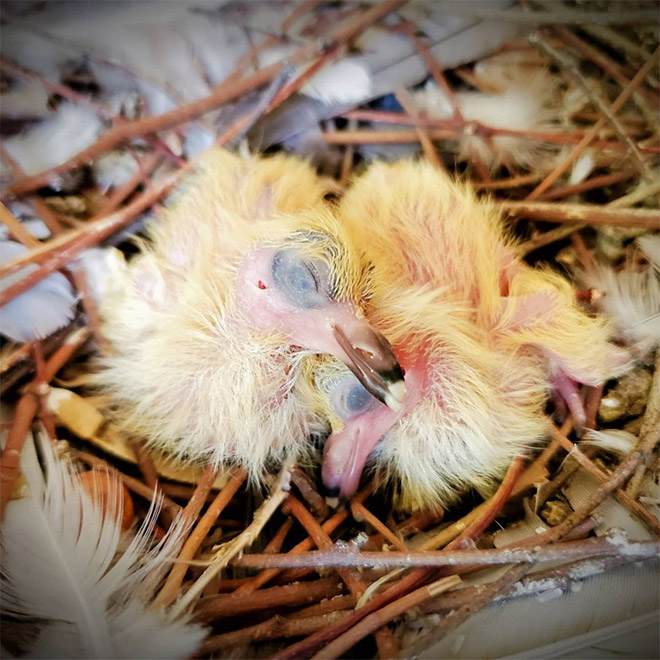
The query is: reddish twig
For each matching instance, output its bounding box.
[0,327,89,519]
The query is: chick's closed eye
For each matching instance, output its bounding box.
[272,248,332,309]
[326,373,381,421]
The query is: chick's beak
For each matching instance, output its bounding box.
[331,321,406,412]
[322,406,396,501]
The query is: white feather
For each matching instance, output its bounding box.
[584,250,660,355]
[75,247,128,307]
[1,103,104,178]
[1,431,207,659]
[301,57,373,104]
[412,66,560,170]
[582,429,638,456]
[94,152,140,194]
[0,240,77,342]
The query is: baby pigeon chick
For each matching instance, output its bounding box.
[96,149,405,484]
[316,160,629,511]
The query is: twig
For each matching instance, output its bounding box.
[72,448,181,517]
[196,577,343,622]
[533,31,651,179]
[237,508,349,592]
[548,424,660,534]
[201,611,352,653]
[396,564,530,659]
[501,200,660,229]
[284,495,366,597]
[351,499,407,552]
[289,468,329,520]
[0,327,89,519]
[537,168,638,201]
[171,462,293,617]
[312,576,462,660]
[5,0,407,198]
[627,353,660,498]
[394,87,445,171]
[0,166,190,303]
[154,468,247,609]
[526,45,660,200]
[518,223,585,256]
[232,536,659,570]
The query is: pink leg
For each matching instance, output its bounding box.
[552,369,586,430]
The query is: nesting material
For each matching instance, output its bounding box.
[0,2,658,659]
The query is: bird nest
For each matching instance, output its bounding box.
[1,1,659,659]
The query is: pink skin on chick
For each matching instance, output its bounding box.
[322,348,427,499]
[235,246,406,410]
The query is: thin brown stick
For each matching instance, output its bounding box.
[0,166,190,303]
[533,31,651,178]
[201,611,352,653]
[396,564,530,659]
[501,200,660,229]
[537,168,638,201]
[394,87,445,171]
[0,327,89,519]
[518,223,585,255]
[312,576,462,660]
[627,352,660,498]
[154,468,247,608]
[232,536,660,573]
[527,45,660,200]
[196,576,343,622]
[236,509,350,593]
[285,495,366,597]
[548,424,660,534]
[172,463,293,616]
[5,0,406,198]
[72,448,181,517]
[351,499,407,552]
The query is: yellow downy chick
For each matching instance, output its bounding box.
[317,159,629,511]
[95,149,405,485]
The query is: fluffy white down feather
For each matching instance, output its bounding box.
[1,103,105,178]
[1,431,207,659]
[0,241,77,342]
[584,234,660,356]
[412,66,560,170]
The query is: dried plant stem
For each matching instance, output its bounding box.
[501,200,660,229]
[396,564,530,659]
[172,463,293,617]
[627,353,660,498]
[285,495,366,596]
[5,0,406,199]
[0,165,189,303]
[239,509,349,592]
[0,203,40,247]
[394,87,445,171]
[541,428,660,544]
[311,576,462,660]
[201,611,352,653]
[538,168,638,201]
[351,499,407,552]
[527,45,660,200]
[196,576,344,622]
[338,110,660,153]
[0,327,88,519]
[290,468,328,520]
[73,448,181,517]
[154,468,247,609]
[272,456,527,660]
[533,31,650,179]
[476,173,544,190]
[518,223,586,255]
[548,424,660,534]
